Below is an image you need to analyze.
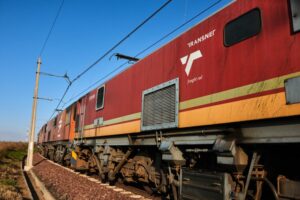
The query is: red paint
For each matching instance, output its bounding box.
[38,0,300,141]
[84,0,300,125]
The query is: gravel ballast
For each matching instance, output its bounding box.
[32,153,150,200]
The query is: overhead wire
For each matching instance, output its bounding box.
[48,0,173,120]
[36,0,65,119]
[134,0,222,58]
[62,61,128,107]
[39,0,65,57]
[71,0,172,83]
[63,0,223,107]
[49,84,71,120]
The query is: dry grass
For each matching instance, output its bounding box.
[0,142,27,200]
[0,142,27,160]
[0,142,27,154]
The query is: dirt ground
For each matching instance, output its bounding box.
[0,142,31,200]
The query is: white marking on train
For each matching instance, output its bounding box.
[187,29,216,48]
[180,50,203,76]
[187,75,203,84]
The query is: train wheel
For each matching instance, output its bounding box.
[43,146,48,158]
[48,149,54,161]
[54,145,66,163]
[38,145,45,156]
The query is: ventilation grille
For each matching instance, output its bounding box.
[141,78,179,131]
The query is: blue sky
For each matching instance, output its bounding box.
[0,0,231,141]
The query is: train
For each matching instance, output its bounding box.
[37,0,300,199]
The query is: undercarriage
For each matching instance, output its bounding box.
[39,118,300,200]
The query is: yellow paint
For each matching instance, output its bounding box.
[180,71,300,110]
[83,112,141,130]
[83,128,96,138]
[97,120,140,136]
[103,112,141,126]
[79,72,300,137]
[84,124,94,130]
[74,133,80,139]
[71,151,77,160]
[81,92,300,136]
[83,120,141,137]
[83,72,300,130]
[179,92,300,128]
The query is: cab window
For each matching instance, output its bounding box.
[224,8,261,47]
[96,86,105,110]
[289,0,300,33]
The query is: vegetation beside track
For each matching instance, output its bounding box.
[0,142,28,200]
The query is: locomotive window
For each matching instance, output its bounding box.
[66,108,71,124]
[47,131,51,141]
[224,8,261,47]
[96,85,105,110]
[75,115,80,132]
[289,0,300,33]
[53,117,57,127]
[73,105,77,120]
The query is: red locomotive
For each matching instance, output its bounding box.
[38,0,300,199]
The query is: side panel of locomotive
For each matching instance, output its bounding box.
[47,119,55,142]
[53,111,66,141]
[37,127,44,144]
[179,0,300,127]
[37,1,300,199]
[80,0,300,138]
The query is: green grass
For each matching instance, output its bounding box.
[6,150,27,161]
[0,142,27,199]
[0,179,17,187]
[0,163,9,169]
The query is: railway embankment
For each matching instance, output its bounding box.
[0,142,31,200]
[32,153,153,200]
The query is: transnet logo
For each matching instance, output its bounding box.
[180,50,202,76]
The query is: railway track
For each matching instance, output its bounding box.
[24,153,158,200]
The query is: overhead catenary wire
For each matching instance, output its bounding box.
[48,0,173,120]
[71,0,172,83]
[134,0,222,58]
[61,61,128,108]
[39,0,65,57]
[63,0,223,107]
[49,84,71,120]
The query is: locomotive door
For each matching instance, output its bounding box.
[68,103,76,141]
[75,97,87,140]
[64,107,71,141]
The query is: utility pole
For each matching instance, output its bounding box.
[25,57,41,171]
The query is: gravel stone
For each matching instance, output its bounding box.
[32,154,146,200]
